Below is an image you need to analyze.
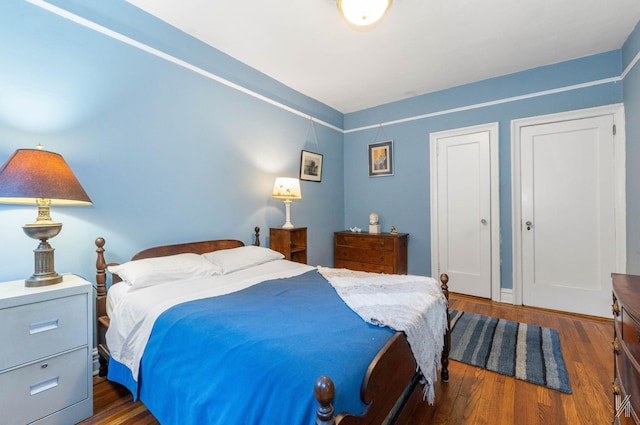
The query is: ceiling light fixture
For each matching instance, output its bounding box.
[337,0,392,28]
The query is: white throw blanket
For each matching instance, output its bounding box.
[318,267,448,404]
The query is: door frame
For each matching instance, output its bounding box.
[511,104,626,306]
[430,122,501,301]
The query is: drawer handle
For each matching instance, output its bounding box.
[29,319,59,335]
[30,377,59,396]
[612,300,620,316]
[613,380,621,395]
[612,338,621,355]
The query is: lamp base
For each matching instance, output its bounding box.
[22,221,63,287]
[26,272,63,287]
[282,199,295,229]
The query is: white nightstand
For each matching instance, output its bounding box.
[0,274,93,425]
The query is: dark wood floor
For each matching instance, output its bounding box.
[78,293,614,425]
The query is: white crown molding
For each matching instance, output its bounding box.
[26,1,640,136]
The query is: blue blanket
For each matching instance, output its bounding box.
[108,270,395,425]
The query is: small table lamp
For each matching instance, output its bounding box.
[272,177,302,229]
[0,148,92,287]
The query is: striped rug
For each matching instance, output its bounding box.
[449,310,572,393]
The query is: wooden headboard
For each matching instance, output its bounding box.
[96,226,261,294]
[93,226,261,376]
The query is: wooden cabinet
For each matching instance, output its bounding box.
[0,274,93,425]
[270,227,307,264]
[612,273,640,425]
[334,231,408,274]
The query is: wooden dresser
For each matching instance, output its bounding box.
[334,231,408,274]
[612,273,640,424]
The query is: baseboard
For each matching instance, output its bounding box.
[500,288,514,304]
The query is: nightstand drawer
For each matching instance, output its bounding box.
[0,347,89,425]
[0,293,88,370]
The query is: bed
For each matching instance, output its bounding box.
[94,227,451,425]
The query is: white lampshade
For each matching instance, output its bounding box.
[272,177,301,229]
[337,0,392,28]
[272,177,302,201]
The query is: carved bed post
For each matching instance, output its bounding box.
[440,273,450,382]
[315,375,336,425]
[254,226,261,246]
[96,237,107,300]
[95,237,110,376]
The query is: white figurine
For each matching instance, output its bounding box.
[369,212,381,234]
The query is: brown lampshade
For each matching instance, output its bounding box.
[0,149,92,205]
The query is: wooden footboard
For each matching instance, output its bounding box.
[315,273,451,425]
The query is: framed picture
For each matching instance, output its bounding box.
[300,150,323,182]
[368,140,393,177]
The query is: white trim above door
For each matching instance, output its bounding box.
[430,122,501,301]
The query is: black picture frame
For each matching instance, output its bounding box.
[300,150,323,182]
[368,140,393,177]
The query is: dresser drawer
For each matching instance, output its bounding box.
[334,259,395,274]
[621,307,640,360]
[0,293,88,370]
[0,347,89,425]
[335,234,395,250]
[334,246,394,265]
[618,349,640,423]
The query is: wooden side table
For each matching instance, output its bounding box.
[270,227,307,264]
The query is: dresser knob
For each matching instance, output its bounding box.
[612,300,620,316]
[613,380,621,395]
[612,338,621,355]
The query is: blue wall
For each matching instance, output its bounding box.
[1,1,639,292]
[0,1,344,283]
[623,21,640,274]
[343,52,626,288]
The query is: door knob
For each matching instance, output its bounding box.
[525,221,532,231]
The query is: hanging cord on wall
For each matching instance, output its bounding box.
[305,117,321,152]
[371,123,389,143]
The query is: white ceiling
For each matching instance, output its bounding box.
[127,0,640,113]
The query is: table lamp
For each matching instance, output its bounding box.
[0,148,92,287]
[272,177,302,229]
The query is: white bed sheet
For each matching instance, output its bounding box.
[106,259,315,383]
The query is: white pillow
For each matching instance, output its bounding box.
[203,245,284,274]
[108,253,222,288]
